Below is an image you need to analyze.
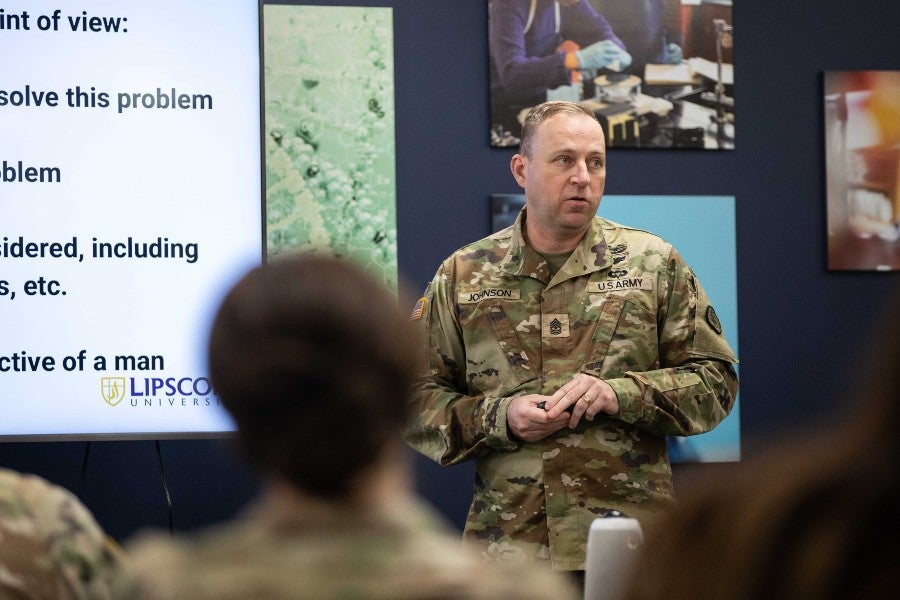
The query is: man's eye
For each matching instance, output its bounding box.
[589,158,604,169]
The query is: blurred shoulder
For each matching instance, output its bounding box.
[0,468,126,600]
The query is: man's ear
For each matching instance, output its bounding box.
[510,153,527,188]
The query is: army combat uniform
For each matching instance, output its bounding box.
[118,491,580,599]
[0,468,126,599]
[406,210,739,570]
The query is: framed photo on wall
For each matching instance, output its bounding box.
[488,0,735,150]
[824,70,900,271]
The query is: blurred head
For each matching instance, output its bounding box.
[630,280,900,600]
[511,101,606,249]
[208,253,417,499]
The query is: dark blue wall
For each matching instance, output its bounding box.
[2,0,898,542]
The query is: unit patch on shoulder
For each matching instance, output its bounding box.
[706,305,723,334]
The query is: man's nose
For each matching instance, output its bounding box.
[570,161,590,185]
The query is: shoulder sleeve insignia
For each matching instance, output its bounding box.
[410,296,427,321]
[706,305,723,334]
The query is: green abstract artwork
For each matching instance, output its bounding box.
[264,5,397,289]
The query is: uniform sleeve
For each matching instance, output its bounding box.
[403,260,519,466]
[0,470,128,600]
[604,248,739,436]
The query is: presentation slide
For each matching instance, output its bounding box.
[0,0,263,439]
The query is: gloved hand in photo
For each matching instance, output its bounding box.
[576,39,631,71]
[667,42,683,64]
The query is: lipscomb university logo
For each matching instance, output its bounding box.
[101,377,127,406]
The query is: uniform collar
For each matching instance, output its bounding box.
[501,208,613,283]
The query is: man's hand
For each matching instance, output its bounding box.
[507,394,571,442]
[543,373,619,429]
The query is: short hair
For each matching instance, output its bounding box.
[519,101,600,156]
[207,253,417,499]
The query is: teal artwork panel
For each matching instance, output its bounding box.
[601,195,739,462]
[264,5,397,289]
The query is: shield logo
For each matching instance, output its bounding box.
[101,377,127,406]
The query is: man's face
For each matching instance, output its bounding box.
[511,111,606,244]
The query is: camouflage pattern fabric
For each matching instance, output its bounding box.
[405,210,739,570]
[0,468,126,599]
[116,492,580,599]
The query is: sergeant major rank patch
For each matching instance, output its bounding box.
[542,314,570,337]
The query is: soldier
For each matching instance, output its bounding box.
[117,253,579,599]
[0,468,126,599]
[405,101,739,583]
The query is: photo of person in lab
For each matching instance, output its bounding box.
[488,0,735,150]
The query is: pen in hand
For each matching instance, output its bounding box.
[537,401,572,414]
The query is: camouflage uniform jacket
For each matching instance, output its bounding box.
[117,489,580,599]
[0,468,126,599]
[405,210,739,570]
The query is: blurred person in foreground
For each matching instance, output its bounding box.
[405,100,739,583]
[0,467,125,599]
[628,282,900,600]
[116,253,579,599]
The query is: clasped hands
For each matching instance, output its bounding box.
[507,373,619,443]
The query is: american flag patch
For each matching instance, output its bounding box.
[410,296,427,321]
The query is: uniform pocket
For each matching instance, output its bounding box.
[582,295,659,377]
[460,301,536,396]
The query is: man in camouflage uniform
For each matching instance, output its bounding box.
[0,467,125,599]
[405,101,739,572]
[117,254,579,599]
